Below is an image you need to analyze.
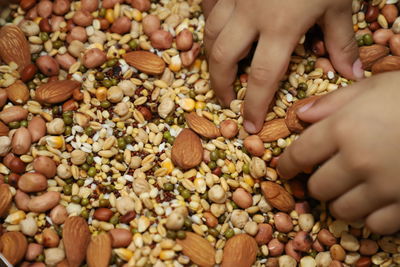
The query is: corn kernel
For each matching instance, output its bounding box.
[105,9,114,23]
[227,162,236,174]
[96,87,108,101]
[161,159,174,175]
[33,17,42,24]
[5,210,26,224]
[179,98,195,112]
[132,9,142,21]
[244,176,254,187]
[159,250,176,260]
[116,122,125,129]
[169,55,182,72]
[195,101,205,110]
[114,248,133,261]
[193,59,202,70]
[118,49,126,55]
[93,43,104,51]
[46,136,64,149]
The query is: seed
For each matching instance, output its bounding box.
[224,228,235,239]
[99,198,110,207]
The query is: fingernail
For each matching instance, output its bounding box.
[297,101,315,114]
[244,120,257,134]
[352,58,364,80]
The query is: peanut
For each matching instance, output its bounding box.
[36,55,60,77]
[28,192,61,213]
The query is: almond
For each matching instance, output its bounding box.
[0,25,31,72]
[0,121,9,136]
[6,80,30,104]
[122,50,166,75]
[176,232,216,267]
[63,216,91,267]
[222,234,258,267]
[171,128,203,170]
[0,89,7,108]
[0,106,28,124]
[285,96,321,133]
[372,55,400,74]
[359,44,390,70]
[185,112,221,139]
[261,181,295,212]
[0,231,28,265]
[258,119,291,142]
[35,80,81,104]
[0,184,12,217]
[86,233,112,267]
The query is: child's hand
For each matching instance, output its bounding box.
[203,0,363,133]
[278,72,400,234]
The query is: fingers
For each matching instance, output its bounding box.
[322,7,363,80]
[365,203,400,235]
[329,184,388,222]
[209,15,257,106]
[243,35,298,133]
[204,0,235,56]
[297,80,364,123]
[307,155,361,202]
[277,119,338,179]
[202,0,218,19]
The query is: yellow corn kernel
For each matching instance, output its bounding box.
[114,248,133,261]
[192,59,202,72]
[116,122,125,129]
[132,9,142,21]
[227,162,236,174]
[169,55,182,72]
[161,159,174,175]
[195,101,205,110]
[33,17,42,24]
[118,49,126,55]
[96,87,108,101]
[105,9,114,23]
[159,250,176,260]
[46,136,64,149]
[5,210,26,224]
[93,43,104,51]
[243,176,254,187]
[179,98,195,112]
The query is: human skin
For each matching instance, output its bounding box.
[278,72,400,235]
[203,0,363,133]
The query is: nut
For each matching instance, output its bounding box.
[0,106,28,124]
[0,231,28,265]
[176,232,216,267]
[244,135,265,157]
[109,229,132,248]
[18,172,47,193]
[261,181,295,212]
[6,80,29,104]
[0,25,31,71]
[63,216,91,267]
[222,234,258,267]
[359,44,390,70]
[0,184,12,217]
[36,80,81,104]
[372,55,400,74]
[285,96,321,133]
[219,120,239,139]
[123,51,166,75]
[12,127,32,155]
[258,119,291,142]
[171,129,203,170]
[28,116,46,142]
[86,233,112,267]
[28,191,61,213]
[185,112,221,139]
[33,156,57,178]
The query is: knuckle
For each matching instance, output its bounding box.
[249,66,271,84]
[210,43,227,65]
[204,24,219,40]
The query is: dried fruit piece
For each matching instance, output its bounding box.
[261,181,295,212]
[372,56,400,74]
[0,25,31,71]
[0,184,12,217]
[222,234,258,267]
[122,51,166,75]
[185,112,220,139]
[6,80,30,104]
[359,44,390,70]
[176,232,216,267]
[86,233,112,267]
[63,216,91,267]
[35,80,81,104]
[0,231,28,265]
[285,96,321,133]
[258,119,291,142]
[171,129,203,170]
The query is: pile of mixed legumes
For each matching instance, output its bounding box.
[1,0,400,266]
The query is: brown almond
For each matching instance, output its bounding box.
[28,116,46,142]
[122,51,166,75]
[12,127,32,155]
[35,80,81,104]
[0,184,12,217]
[28,191,61,213]
[18,172,47,193]
[0,231,28,265]
[285,96,321,133]
[171,128,203,170]
[359,44,390,70]
[63,216,91,267]
[261,181,295,212]
[176,232,216,267]
[0,106,28,124]
[33,156,57,178]
[185,112,220,139]
[6,80,30,104]
[222,234,258,267]
[0,25,31,72]
[0,89,7,108]
[372,56,400,74]
[0,121,9,136]
[86,233,112,267]
[258,119,291,142]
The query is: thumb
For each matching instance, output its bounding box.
[202,0,218,19]
[322,7,364,81]
[297,81,364,123]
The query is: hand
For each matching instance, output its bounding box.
[203,0,363,133]
[277,72,400,235]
